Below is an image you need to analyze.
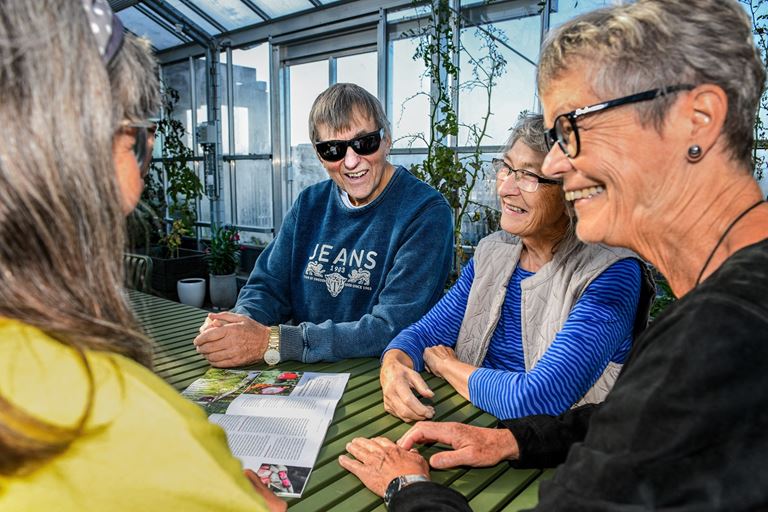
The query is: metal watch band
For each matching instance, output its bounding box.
[383,474,430,508]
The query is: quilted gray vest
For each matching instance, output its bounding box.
[454,230,653,407]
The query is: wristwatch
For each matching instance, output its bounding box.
[383,474,430,508]
[264,326,281,366]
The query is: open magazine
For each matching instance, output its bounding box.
[182,368,349,498]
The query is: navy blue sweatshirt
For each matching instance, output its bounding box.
[232,166,454,363]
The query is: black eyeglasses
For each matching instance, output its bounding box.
[491,158,561,193]
[314,129,384,162]
[544,84,695,158]
[120,121,157,178]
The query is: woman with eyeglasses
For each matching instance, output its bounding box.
[341,0,768,510]
[0,1,283,510]
[377,114,655,424]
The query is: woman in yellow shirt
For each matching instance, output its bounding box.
[0,1,283,510]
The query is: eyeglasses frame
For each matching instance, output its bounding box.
[491,158,562,192]
[119,120,157,179]
[545,84,696,158]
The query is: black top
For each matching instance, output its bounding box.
[392,239,768,511]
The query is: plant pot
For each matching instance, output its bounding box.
[239,245,265,275]
[149,246,207,301]
[177,278,206,308]
[209,273,238,309]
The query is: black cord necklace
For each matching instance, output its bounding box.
[695,199,765,286]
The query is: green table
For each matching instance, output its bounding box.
[129,290,545,511]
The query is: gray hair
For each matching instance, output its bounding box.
[0,0,158,474]
[502,112,549,156]
[308,83,391,143]
[501,113,577,251]
[538,0,765,166]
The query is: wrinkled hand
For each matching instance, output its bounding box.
[193,311,269,367]
[397,422,519,469]
[423,345,458,379]
[381,351,435,423]
[338,436,430,496]
[244,469,287,512]
[198,313,230,334]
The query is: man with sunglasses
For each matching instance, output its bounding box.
[194,83,453,367]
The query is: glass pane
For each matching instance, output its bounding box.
[159,61,194,153]
[336,52,378,97]
[231,44,272,155]
[165,0,222,34]
[289,60,330,202]
[250,0,312,19]
[290,60,328,145]
[459,152,499,245]
[549,0,617,29]
[118,7,186,50]
[458,15,540,146]
[186,0,263,30]
[387,5,429,24]
[389,37,430,148]
[233,160,273,229]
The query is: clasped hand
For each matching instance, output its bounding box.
[193,311,269,367]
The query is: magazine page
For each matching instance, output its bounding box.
[181,369,349,497]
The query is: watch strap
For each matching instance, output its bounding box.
[383,474,430,508]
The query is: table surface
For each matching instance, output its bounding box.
[129,289,547,511]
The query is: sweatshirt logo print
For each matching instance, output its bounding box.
[304,244,377,296]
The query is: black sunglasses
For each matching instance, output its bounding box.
[544,84,695,158]
[121,121,157,178]
[314,129,384,162]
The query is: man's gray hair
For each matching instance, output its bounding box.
[308,83,391,143]
[538,0,766,166]
[503,112,548,156]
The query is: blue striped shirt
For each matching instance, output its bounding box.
[385,257,642,419]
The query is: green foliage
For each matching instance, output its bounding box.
[155,86,204,232]
[741,0,768,180]
[404,0,507,274]
[205,224,241,275]
[650,273,676,320]
[162,220,190,259]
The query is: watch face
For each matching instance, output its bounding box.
[383,476,401,507]
[264,348,280,366]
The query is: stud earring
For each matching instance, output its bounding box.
[687,144,703,162]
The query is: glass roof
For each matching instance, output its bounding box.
[119,6,189,51]
[112,0,337,53]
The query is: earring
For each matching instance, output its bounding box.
[687,144,703,162]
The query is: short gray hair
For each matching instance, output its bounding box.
[503,112,548,156]
[538,0,765,166]
[308,83,391,143]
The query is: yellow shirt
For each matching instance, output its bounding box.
[0,318,268,511]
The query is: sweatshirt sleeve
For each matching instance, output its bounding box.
[468,258,642,419]
[229,207,297,326]
[382,259,475,371]
[281,200,454,363]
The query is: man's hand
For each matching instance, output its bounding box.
[338,437,430,497]
[381,350,435,423]
[397,422,519,469]
[423,345,459,379]
[198,313,229,334]
[193,311,270,367]
[244,469,287,512]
